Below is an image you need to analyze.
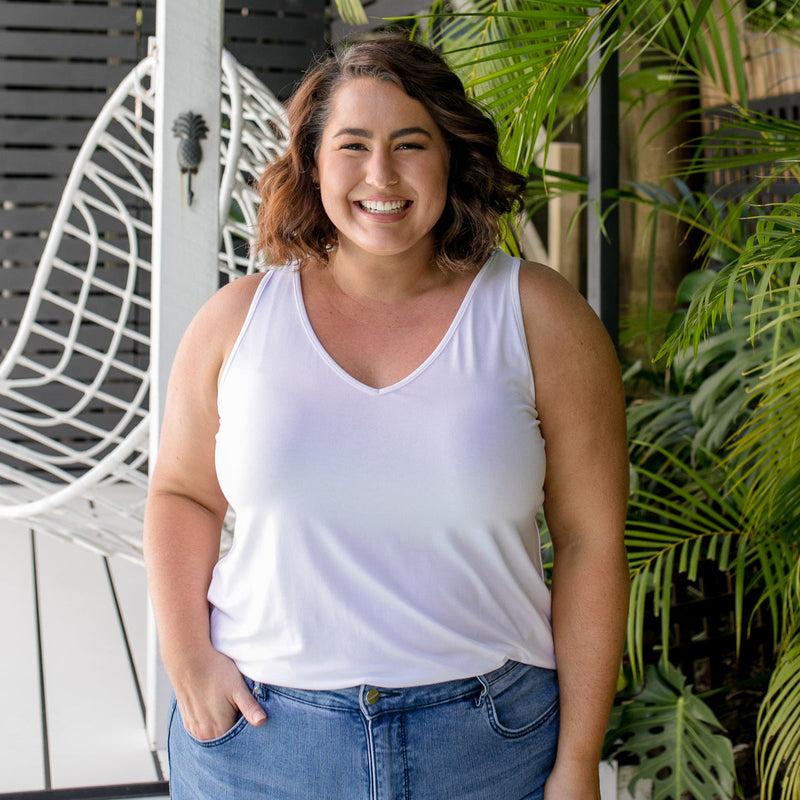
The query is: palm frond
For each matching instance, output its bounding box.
[663,200,800,356]
[625,443,748,676]
[332,0,368,25]
[757,622,800,799]
[659,201,800,537]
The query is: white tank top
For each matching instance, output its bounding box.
[210,249,555,689]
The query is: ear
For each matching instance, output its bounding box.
[311,165,319,185]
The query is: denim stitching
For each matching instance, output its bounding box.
[186,713,250,748]
[483,693,559,740]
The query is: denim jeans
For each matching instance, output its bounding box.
[168,660,559,800]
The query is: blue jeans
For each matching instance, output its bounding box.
[168,660,559,799]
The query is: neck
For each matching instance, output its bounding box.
[323,241,444,304]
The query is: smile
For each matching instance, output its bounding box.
[358,200,410,214]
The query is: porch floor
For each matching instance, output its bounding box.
[1,522,168,797]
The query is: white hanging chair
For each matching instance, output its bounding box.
[0,50,289,562]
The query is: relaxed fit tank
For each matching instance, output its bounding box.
[210,249,555,689]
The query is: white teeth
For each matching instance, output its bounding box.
[359,200,408,214]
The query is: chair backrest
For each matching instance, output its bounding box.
[0,51,288,561]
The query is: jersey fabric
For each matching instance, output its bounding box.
[209,249,555,689]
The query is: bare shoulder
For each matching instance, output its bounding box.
[192,271,266,337]
[516,266,628,538]
[179,271,267,371]
[153,271,267,498]
[516,258,624,432]
[517,260,606,347]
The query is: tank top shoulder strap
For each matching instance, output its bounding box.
[217,267,287,394]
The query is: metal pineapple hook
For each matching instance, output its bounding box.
[172,111,209,206]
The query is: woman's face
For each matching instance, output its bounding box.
[314,77,450,263]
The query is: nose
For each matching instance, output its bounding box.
[365,148,398,188]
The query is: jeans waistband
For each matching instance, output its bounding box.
[245,659,539,715]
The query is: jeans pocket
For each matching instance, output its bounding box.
[480,662,559,739]
[170,697,251,748]
[186,713,249,747]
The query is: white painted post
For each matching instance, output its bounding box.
[599,759,619,799]
[146,0,223,752]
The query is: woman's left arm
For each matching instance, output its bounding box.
[519,262,630,800]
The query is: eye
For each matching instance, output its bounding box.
[340,142,368,151]
[397,142,424,151]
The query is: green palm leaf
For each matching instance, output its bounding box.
[662,200,800,535]
[415,0,679,174]
[625,443,748,676]
[332,0,368,25]
[757,623,800,798]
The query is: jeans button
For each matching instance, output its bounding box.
[366,688,380,705]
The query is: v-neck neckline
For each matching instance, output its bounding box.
[294,252,495,396]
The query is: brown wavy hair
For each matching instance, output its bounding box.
[255,33,525,273]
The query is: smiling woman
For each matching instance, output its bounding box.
[256,35,525,273]
[143,33,629,800]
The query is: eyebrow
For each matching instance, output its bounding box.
[333,126,433,140]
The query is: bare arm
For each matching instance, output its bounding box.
[519,263,629,799]
[143,273,266,740]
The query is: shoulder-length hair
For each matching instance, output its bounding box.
[255,33,525,273]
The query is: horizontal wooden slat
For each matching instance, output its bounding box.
[1,266,92,293]
[0,149,84,175]
[0,298,151,331]
[0,119,95,147]
[3,62,132,89]
[2,148,155,179]
[224,13,325,41]
[0,90,113,117]
[0,2,145,31]
[0,238,110,264]
[225,40,315,70]
[0,178,72,203]
[227,0,325,12]
[0,207,60,231]
[246,69,305,100]
[1,200,151,229]
[0,31,140,60]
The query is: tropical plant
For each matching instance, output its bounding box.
[657,202,800,799]
[606,658,736,800]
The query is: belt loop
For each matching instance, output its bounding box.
[475,674,490,708]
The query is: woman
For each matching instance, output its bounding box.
[144,34,629,800]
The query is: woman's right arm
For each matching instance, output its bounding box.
[143,274,267,740]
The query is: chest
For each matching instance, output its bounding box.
[302,278,471,391]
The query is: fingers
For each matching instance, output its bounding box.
[177,675,266,739]
[233,683,267,727]
[172,647,269,739]
[179,698,238,741]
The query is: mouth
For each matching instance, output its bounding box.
[357,199,411,215]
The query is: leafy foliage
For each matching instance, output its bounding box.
[758,622,800,798]
[333,0,368,26]
[625,445,747,677]
[606,658,736,799]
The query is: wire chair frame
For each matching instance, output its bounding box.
[0,50,288,562]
